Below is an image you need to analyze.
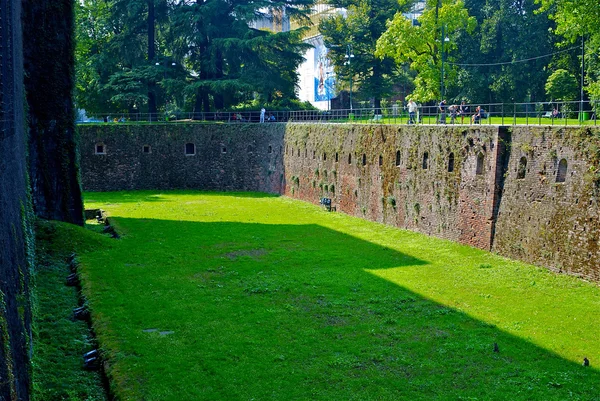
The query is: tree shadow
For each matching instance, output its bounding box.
[83,217,600,400]
[84,190,279,205]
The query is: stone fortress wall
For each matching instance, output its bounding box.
[79,123,600,281]
[0,0,32,399]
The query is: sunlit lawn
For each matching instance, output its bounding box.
[80,191,600,400]
[345,115,598,126]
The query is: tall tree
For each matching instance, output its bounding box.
[77,0,314,113]
[538,0,600,102]
[76,0,169,114]
[320,0,406,111]
[449,0,556,103]
[169,0,313,113]
[23,0,84,225]
[376,0,476,102]
[147,0,158,118]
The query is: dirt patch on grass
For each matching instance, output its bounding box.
[224,248,268,260]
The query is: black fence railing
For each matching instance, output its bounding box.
[77,101,599,126]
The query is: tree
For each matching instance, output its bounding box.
[76,0,314,113]
[321,0,406,111]
[538,0,600,103]
[545,69,578,101]
[169,0,313,113]
[76,0,171,114]
[376,0,476,102]
[450,0,559,104]
[75,0,117,113]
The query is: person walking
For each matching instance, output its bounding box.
[449,105,458,124]
[458,101,468,124]
[260,107,266,123]
[439,100,447,124]
[408,99,418,124]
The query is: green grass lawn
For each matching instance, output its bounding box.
[78,191,600,400]
[32,221,108,401]
[345,115,599,126]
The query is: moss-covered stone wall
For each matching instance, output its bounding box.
[493,127,600,281]
[283,124,504,250]
[0,0,33,398]
[23,0,84,226]
[79,123,600,281]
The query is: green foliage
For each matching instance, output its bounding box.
[320,0,406,109]
[451,0,557,104]
[78,191,600,400]
[76,0,314,114]
[545,69,578,101]
[376,0,476,102]
[387,195,397,208]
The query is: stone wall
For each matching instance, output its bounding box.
[78,123,600,281]
[0,0,33,399]
[79,124,286,193]
[282,124,506,250]
[493,127,600,281]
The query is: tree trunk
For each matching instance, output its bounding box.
[373,62,382,114]
[147,0,157,120]
[23,0,84,226]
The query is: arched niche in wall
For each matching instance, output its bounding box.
[517,156,527,179]
[448,152,455,172]
[476,153,484,175]
[556,158,568,183]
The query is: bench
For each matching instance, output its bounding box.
[320,197,333,212]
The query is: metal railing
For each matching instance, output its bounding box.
[76,101,599,126]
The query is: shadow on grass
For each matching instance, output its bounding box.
[84,190,279,204]
[84,217,600,400]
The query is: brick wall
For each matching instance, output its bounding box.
[283,124,503,250]
[493,127,600,281]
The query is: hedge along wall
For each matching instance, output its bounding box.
[0,0,33,399]
[79,123,600,281]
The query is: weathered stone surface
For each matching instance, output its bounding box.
[79,124,285,193]
[493,127,600,281]
[79,123,600,281]
[0,0,33,399]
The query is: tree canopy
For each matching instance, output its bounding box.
[376,0,476,102]
[75,0,600,111]
[320,0,408,110]
[76,0,314,114]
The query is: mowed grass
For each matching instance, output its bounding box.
[337,115,599,126]
[80,191,600,400]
